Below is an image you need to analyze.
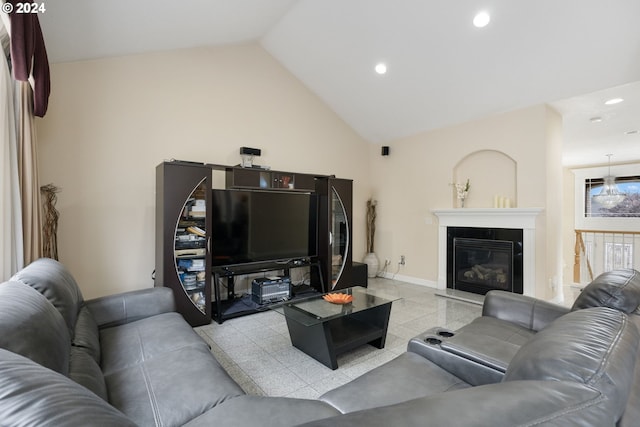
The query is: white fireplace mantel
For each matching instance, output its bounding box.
[432,208,544,297]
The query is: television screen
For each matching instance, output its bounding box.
[211,190,317,266]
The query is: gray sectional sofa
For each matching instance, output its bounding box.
[1,258,639,426]
[317,268,640,427]
[0,259,339,426]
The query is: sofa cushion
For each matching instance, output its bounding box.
[440,316,534,373]
[482,290,570,331]
[104,344,244,427]
[0,281,70,375]
[320,351,471,413]
[100,311,211,376]
[86,287,176,328]
[73,305,101,364]
[505,307,639,421]
[0,349,136,427]
[69,346,108,401]
[572,268,640,314]
[11,258,84,335]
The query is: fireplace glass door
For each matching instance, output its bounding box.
[453,238,514,295]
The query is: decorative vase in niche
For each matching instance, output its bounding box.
[363,252,379,278]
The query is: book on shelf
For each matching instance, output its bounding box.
[175,248,206,257]
[186,226,206,237]
[178,220,203,227]
[178,258,205,271]
[175,240,206,250]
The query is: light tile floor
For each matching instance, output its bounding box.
[195,278,485,399]
[195,278,581,399]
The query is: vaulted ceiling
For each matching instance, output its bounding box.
[36,0,640,167]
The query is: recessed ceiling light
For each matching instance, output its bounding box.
[589,117,603,123]
[473,11,491,28]
[604,98,624,105]
[375,63,387,75]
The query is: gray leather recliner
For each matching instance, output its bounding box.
[315,305,639,426]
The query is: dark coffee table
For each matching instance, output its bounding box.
[272,286,398,369]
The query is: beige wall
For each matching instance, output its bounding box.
[562,167,577,286]
[544,106,564,300]
[37,43,371,299]
[37,42,566,301]
[368,105,563,298]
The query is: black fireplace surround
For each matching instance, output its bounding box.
[447,227,523,295]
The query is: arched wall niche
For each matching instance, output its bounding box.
[452,150,517,208]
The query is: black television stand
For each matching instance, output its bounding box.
[212,259,324,324]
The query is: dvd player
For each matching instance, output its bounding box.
[251,276,291,304]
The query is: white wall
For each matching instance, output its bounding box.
[37,43,371,298]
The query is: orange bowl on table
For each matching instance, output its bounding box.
[322,293,353,304]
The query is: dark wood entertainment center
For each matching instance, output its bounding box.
[155,160,355,326]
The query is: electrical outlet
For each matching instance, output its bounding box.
[400,255,405,266]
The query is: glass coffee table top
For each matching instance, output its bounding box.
[272,286,399,326]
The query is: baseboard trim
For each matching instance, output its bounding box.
[377,272,437,288]
[434,289,485,306]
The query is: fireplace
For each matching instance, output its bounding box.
[433,208,542,297]
[447,227,523,295]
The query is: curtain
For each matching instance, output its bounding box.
[6,0,50,117]
[1,6,45,277]
[2,2,48,270]
[15,80,42,264]
[1,29,24,280]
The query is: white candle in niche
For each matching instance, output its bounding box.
[499,196,505,208]
[493,195,499,208]
[505,198,512,208]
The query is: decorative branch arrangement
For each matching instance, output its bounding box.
[366,198,377,253]
[451,179,470,207]
[40,183,60,260]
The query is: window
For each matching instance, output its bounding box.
[604,242,634,270]
[585,175,640,218]
[581,234,637,280]
[573,163,640,232]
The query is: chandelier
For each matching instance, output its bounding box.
[592,154,626,209]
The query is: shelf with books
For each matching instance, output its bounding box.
[174,187,208,315]
[156,161,213,327]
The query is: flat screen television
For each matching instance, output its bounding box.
[211,189,317,267]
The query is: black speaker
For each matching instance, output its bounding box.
[381,146,390,156]
[240,147,261,156]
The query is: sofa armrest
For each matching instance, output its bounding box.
[85,287,176,329]
[482,290,570,332]
[183,396,340,427]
